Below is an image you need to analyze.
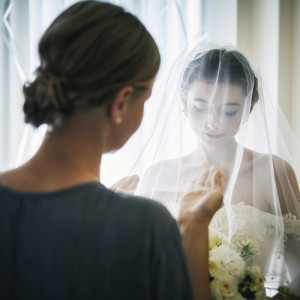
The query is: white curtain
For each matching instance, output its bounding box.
[1,0,299,174]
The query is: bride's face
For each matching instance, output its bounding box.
[186,80,246,147]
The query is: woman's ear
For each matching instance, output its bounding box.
[108,86,134,124]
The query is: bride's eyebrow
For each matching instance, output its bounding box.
[223,102,240,107]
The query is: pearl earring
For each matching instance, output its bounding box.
[116,117,122,124]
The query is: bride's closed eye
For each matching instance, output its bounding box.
[193,99,208,112]
[194,105,208,113]
[222,110,238,117]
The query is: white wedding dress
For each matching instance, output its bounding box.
[137,152,300,295]
[210,203,300,294]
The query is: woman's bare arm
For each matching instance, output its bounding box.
[177,168,224,300]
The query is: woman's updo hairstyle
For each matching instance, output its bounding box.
[181,48,259,105]
[23,0,160,128]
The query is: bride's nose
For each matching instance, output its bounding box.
[205,107,220,130]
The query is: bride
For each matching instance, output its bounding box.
[135,45,300,297]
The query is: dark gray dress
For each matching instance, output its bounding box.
[0,182,193,299]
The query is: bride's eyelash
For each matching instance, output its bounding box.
[224,110,238,117]
[194,105,237,117]
[194,105,208,112]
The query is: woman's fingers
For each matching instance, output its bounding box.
[109,175,140,193]
[124,175,140,190]
[199,169,209,186]
[204,165,221,188]
[178,166,225,225]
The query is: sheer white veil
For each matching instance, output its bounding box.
[12,6,300,291]
[131,42,300,296]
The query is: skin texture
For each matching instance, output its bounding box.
[185,81,246,149]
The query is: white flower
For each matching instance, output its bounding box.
[210,245,246,281]
[209,256,225,278]
[240,240,258,261]
[208,231,267,299]
[247,265,265,289]
[211,279,222,299]
[209,227,227,250]
[212,275,238,299]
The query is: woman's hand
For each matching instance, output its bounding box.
[177,166,225,300]
[177,166,225,231]
[109,175,140,194]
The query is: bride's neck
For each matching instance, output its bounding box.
[195,139,239,166]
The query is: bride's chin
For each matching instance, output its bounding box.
[198,136,225,148]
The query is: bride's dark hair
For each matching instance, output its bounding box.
[181,48,259,105]
[23,0,160,128]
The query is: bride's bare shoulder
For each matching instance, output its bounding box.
[139,156,187,189]
[247,149,299,191]
[143,157,183,176]
[251,150,293,170]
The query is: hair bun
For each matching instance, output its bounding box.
[23,70,71,128]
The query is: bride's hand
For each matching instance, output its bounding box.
[109,175,140,194]
[177,166,225,231]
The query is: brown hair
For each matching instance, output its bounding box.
[181,48,259,105]
[23,0,160,128]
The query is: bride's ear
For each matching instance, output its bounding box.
[181,92,188,117]
[108,86,135,124]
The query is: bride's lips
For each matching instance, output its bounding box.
[202,132,224,139]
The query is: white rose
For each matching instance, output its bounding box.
[211,278,222,300]
[209,227,227,250]
[224,293,246,300]
[210,245,246,281]
[209,256,225,278]
[215,275,238,298]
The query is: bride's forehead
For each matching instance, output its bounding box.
[188,81,245,104]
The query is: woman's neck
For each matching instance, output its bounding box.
[36,128,103,181]
[0,110,111,192]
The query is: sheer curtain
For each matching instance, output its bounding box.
[0,0,66,171]
[1,0,300,177]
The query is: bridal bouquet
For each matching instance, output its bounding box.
[209,228,266,300]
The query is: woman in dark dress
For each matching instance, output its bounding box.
[0,1,224,299]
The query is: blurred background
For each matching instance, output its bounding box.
[1,0,299,181]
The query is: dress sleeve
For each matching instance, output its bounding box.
[150,220,194,300]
